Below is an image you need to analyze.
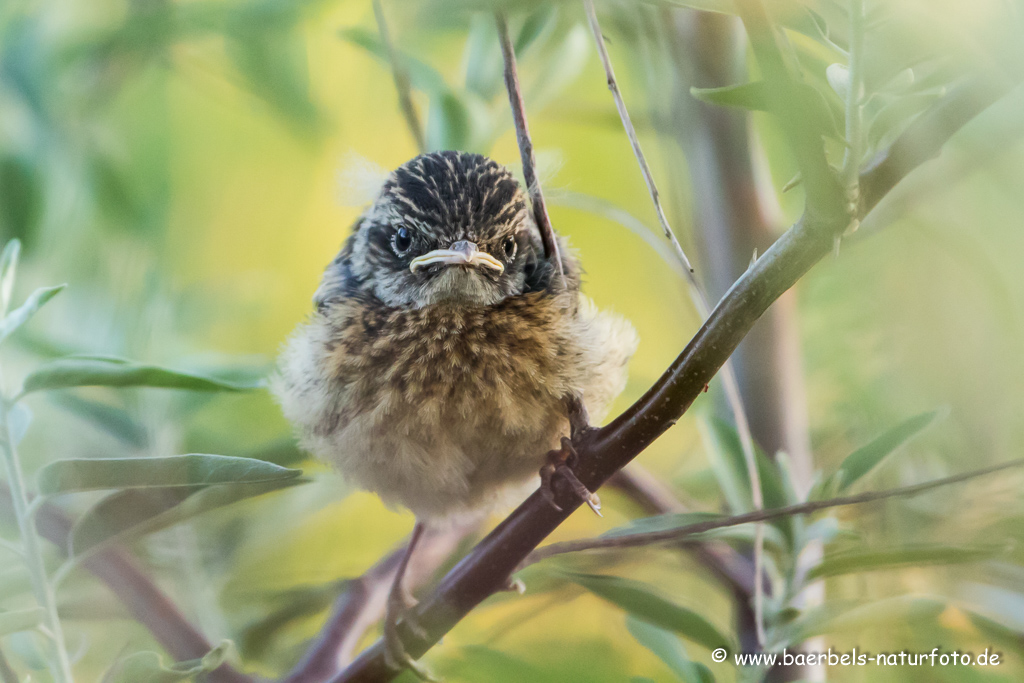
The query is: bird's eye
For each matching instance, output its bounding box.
[392,227,412,256]
[501,235,517,261]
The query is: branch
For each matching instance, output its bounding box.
[582,0,767,643]
[521,458,1024,565]
[0,485,253,683]
[327,71,1016,682]
[282,523,477,683]
[372,0,425,153]
[494,12,564,281]
[609,467,758,595]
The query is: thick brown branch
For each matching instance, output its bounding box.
[494,12,563,279]
[0,486,253,683]
[326,72,1015,682]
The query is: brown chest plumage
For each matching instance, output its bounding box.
[322,291,577,429]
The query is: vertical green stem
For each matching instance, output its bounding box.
[843,0,865,215]
[0,394,75,683]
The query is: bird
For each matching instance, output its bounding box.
[273,150,638,676]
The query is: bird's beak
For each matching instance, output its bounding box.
[409,241,505,274]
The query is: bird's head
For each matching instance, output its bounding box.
[346,151,548,308]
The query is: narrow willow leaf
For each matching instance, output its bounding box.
[338,27,449,94]
[7,402,31,446]
[0,284,65,344]
[20,356,263,395]
[0,239,21,317]
[826,63,851,101]
[833,410,941,492]
[808,544,1003,581]
[102,641,233,683]
[601,511,789,552]
[37,454,301,494]
[566,573,731,652]
[787,595,945,643]
[0,607,45,636]
[48,392,148,449]
[71,478,302,555]
[966,611,1024,654]
[71,486,201,555]
[690,81,769,111]
[626,616,715,683]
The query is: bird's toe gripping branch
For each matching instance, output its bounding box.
[540,436,602,516]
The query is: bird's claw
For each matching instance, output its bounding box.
[384,570,434,679]
[540,436,602,516]
[383,621,436,681]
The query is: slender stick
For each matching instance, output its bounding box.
[522,458,1024,565]
[325,72,1017,681]
[582,0,767,644]
[495,12,565,283]
[373,0,425,153]
[0,396,74,683]
[581,0,693,275]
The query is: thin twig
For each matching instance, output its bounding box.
[522,458,1024,566]
[582,0,693,274]
[582,0,767,644]
[326,72,1017,681]
[373,0,425,153]
[495,12,565,284]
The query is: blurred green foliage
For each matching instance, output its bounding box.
[1,0,1024,681]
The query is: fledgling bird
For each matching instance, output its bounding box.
[273,150,637,674]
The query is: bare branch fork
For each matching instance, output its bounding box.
[330,30,1021,683]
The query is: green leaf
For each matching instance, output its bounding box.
[37,454,301,494]
[0,607,44,636]
[566,573,731,652]
[102,641,233,683]
[965,611,1024,655]
[690,81,770,111]
[71,478,302,555]
[601,511,789,552]
[832,410,941,493]
[48,392,148,449]
[0,238,21,317]
[20,356,264,395]
[626,616,715,683]
[338,26,449,94]
[808,544,1003,581]
[786,595,945,643]
[0,284,65,345]
[826,63,850,101]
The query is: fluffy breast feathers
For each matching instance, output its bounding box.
[273,290,637,520]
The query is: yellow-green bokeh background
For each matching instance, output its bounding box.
[2,0,1024,681]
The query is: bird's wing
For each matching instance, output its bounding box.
[313,218,364,311]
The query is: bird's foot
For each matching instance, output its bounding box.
[540,436,602,516]
[503,577,526,594]
[383,576,434,679]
